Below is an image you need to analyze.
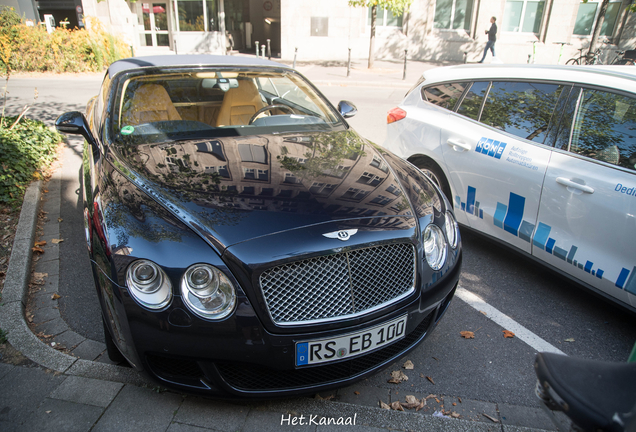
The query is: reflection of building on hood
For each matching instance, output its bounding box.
[127,133,418,225]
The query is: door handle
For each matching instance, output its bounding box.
[556,177,595,194]
[446,139,471,152]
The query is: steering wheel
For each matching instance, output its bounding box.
[249,104,295,124]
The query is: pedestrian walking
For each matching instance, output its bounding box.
[479,17,497,63]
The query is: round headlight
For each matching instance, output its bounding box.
[181,264,236,320]
[423,224,447,270]
[444,211,459,249]
[126,260,172,309]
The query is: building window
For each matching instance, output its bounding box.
[573,0,621,36]
[503,1,544,33]
[357,172,383,186]
[177,0,219,32]
[370,156,389,173]
[367,7,403,27]
[238,144,268,163]
[434,0,473,31]
[244,168,268,181]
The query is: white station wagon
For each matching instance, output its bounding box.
[383,64,636,313]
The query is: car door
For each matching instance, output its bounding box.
[534,85,636,309]
[440,80,565,254]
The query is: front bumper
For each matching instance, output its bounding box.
[117,256,461,398]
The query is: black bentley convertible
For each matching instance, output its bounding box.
[55,55,462,397]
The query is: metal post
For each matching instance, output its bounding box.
[255,41,260,58]
[261,44,266,58]
[463,51,468,64]
[402,49,408,80]
[267,39,271,60]
[293,47,298,69]
[347,48,351,77]
[130,45,134,58]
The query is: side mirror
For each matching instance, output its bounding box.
[55,111,97,147]
[338,100,357,118]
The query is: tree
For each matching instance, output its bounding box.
[348,0,412,69]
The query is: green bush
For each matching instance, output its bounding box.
[0,6,129,74]
[0,116,62,203]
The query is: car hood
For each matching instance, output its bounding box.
[109,130,415,252]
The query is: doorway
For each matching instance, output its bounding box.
[137,2,171,47]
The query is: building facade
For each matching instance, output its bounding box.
[10,0,636,64]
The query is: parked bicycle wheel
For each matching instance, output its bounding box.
[566,57,581,65]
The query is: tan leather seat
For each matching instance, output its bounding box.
[216,80,265,127]
[122,84,181,126]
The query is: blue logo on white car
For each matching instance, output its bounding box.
[475,137,506,159]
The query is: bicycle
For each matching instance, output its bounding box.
[566,47,603,65]
[609,49,636,65]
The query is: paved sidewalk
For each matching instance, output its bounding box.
[0,56,559,431]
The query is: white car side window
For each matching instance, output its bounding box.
[570,88,636,171]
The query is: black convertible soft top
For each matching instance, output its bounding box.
[107,55,290,78]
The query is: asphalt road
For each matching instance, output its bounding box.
[7,74,636,411]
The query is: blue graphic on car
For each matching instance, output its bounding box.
[455,185,636,295]
[475,137,507,159]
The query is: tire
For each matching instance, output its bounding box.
[415,160,452,204]
[103,319,126,364]
[566,57,580,65]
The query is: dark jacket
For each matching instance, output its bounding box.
[486,23,497,42]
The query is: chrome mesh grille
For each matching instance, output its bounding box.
[259,243,416,324]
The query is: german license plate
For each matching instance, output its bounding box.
[295,315,407,366]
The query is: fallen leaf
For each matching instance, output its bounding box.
[483,413,499,423]
[43,189,49,193]
[33,272,48,279]
[565,338,575,342]
[405,395,419,405]
[458,397,462,403]
[427,376,435,385]
[480,310,487,315]
[460,331,475,339]
[379,401,391,410]
[452,402,457,406]
[32,246,44,253]
[388,370,408,384]
[57,218,63,223]
[354,391,360,395]
[420,373,424,378]
[503,330,515,338]
[390,401,404,411]
[450,411,461,418]
[45,410,51,414]
[435,398,441,403]
[403,360,414,370]
[51,293,61,300]
[425,394,436,400]
[51,238,64,244]
[34,240,46,247]
[416,399,426,411]
[27,314,33,323]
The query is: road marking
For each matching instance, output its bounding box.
[456,287,566,355]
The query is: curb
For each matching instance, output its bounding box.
[0,177,147,386]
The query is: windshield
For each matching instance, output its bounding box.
[111,67,345,146]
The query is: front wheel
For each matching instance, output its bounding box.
[566,57,580,65]
[415,160,452,204]
[103,319,126,364]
